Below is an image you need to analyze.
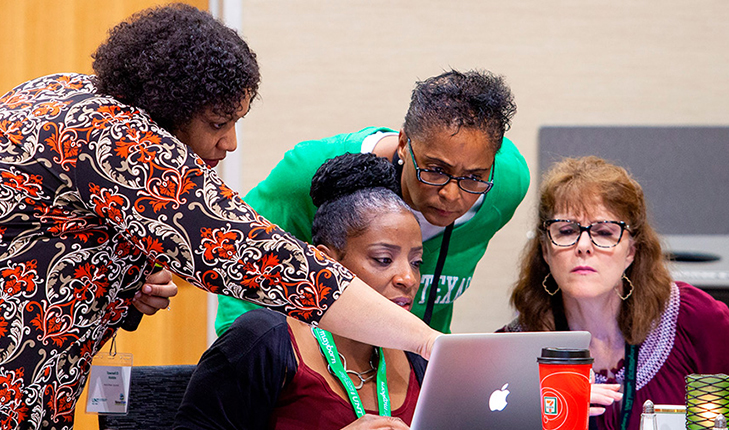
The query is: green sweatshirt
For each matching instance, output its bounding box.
[216,127,530,334]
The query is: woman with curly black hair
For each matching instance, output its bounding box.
[91,3,262,320]
[0,5,437,429]
[92,2,260,166]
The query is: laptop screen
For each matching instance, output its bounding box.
[410,331,591,430]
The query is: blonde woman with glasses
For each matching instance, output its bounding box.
[501,156,729,430]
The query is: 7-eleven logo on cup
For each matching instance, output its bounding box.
[544,396,559,415]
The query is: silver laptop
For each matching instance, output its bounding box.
[410,331,591,430]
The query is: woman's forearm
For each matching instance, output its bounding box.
[318,277,440,359]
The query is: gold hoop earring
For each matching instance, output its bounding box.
[542,273,559,296]
[616,274,634,301]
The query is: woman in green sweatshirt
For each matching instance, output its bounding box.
[216,69,530,334]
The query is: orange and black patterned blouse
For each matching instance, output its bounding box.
[0,74,354,430]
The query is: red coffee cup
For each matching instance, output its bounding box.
[537,347,594,430]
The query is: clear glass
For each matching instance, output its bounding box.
[544,220,629,248]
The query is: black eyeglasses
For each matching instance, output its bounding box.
[543,220,630,248]
[407,139,494,195]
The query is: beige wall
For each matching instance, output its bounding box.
[233,1,729,332]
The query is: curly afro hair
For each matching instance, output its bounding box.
[92,3,259,132]
[403,69,516,152]
[310,153,413,252]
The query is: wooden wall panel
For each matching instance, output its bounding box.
[1,0,197,94]
[0,1,209,428]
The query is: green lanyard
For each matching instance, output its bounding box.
[312,327,391,418]
[619,343,639,430]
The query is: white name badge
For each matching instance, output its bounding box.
[86,352,133,414]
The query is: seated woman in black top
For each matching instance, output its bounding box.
[175,153,426,430]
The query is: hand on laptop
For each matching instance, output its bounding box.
[589,368,623,416]
[342,414,410,429]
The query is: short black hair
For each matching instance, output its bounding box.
[310,153,413,254]
[403,69,516,151]
[92,3,260,132]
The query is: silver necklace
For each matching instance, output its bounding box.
[330,350,378,390]
[312,327,378,390]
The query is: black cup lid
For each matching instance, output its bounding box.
[537,347,594,364]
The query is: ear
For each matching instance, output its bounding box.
[540,239,552,269]
[316,244,340,261]
[396,130,408,162]
[623,237,636,271]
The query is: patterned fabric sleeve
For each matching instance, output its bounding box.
[70,94,354,324]
[0,74,354,430]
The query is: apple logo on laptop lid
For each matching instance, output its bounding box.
[488,383,510,411]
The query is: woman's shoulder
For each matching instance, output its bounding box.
[496,318,523,332]
[215,308,291,357]
[676,281,729,322]
[289,127,395,158]
[493,137,530,189]
[229,307,288,331]
[475,136,530,228]
[405,351,428,384]
[8,73,96,100]
[670,282,729,373]
[642,281,727,342]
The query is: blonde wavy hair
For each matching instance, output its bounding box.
[510,156,672,344]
